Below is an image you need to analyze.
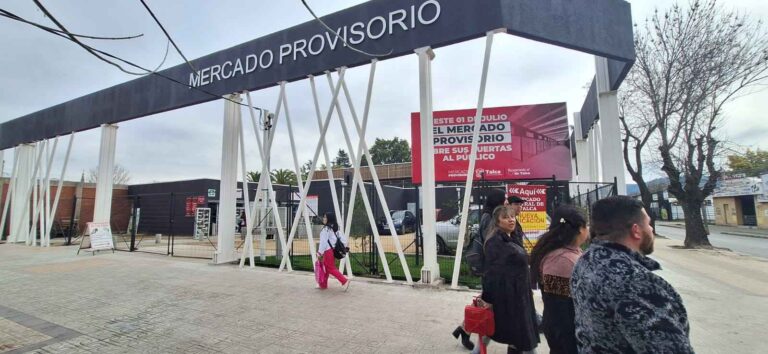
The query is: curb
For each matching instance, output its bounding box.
[658,223,768,239]
[721,232,768,240]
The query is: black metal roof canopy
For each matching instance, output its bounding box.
[0,0,634,150]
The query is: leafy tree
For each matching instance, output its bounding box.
[87,164,131,185]
[270,169,297,185]
[366,137,411,166]
[246,171,261,182]
[727,149,768,177]
[334,149,351,168]
[621,0,768,248]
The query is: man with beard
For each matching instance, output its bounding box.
[570,196,693,354]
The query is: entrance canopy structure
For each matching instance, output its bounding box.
[0,0,634,287]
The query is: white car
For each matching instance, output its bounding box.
[435,209,481,255]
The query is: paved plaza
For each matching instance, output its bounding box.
[0,243,546,353]
[2,235,767,353]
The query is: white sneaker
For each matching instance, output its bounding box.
[342,280,351,292]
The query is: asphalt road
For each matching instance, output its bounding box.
[649,237,768,353]
[656,224,768,259]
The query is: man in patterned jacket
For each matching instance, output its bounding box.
[571,196,694,353]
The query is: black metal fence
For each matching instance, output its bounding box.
[45,178,615,288]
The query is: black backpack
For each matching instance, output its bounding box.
[465,212,492,276]
[327,231,348,259]
[464,228,485,276]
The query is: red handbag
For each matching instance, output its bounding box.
[464,296,494,354]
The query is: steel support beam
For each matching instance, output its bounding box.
[215,95,241,264]
[93,124,118,223]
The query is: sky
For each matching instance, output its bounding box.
[1,0,767,185]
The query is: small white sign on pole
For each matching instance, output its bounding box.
[293,193,320,217]
[87,222,114,251]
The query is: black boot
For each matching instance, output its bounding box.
[452,326,475,350]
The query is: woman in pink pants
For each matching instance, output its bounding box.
[317,212,350,291]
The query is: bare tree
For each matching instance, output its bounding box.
[87,164,131,185]
[619,86,659,230]
[624,0,768,247]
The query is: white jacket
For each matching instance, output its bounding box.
[318,226,348,254]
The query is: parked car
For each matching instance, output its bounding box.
[435,208,481,255]
[378,210,417,235]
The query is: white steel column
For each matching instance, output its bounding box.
[0,148,20,240]
[339,67,413,284]
[264,90,294,264]
[45,133,75,244]
[320,69,395,282]
[10,144,38,243]
[595,56,626,194]
[280,82,317,264]
[30,149,41,246]
[244,92,293,271]
[247,108,276,262]
[30,138,58,246]
[573,112,591,183]
[216,94,241,264]
[237,110,256,268]
[309,74,348,276]
[277,68,348,273]
[338,60,376,277]
[416,46,440,283]
[589,121,602,183]
[308,75,344,231]
[93,124,118,223]
[451,31,497,288]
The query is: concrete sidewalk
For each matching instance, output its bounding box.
[1,238,765,353]
[657,221,768,239]
[0,244,546,354]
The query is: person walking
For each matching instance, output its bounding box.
[506,195,527,247]
[317,212,350,291]
[238,210,247,240]
[480,205,539,354]
[453,188,507,350]
[529,205,589,354]
[571,196,694,353]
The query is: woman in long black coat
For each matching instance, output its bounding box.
[482,205,539,353]
[453,188,508,351]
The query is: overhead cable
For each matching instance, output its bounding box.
[138,0,198,78]
[33,0,148,75]
[0,6,263,111]
[300,0,392,58]
[0,9,143,40]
